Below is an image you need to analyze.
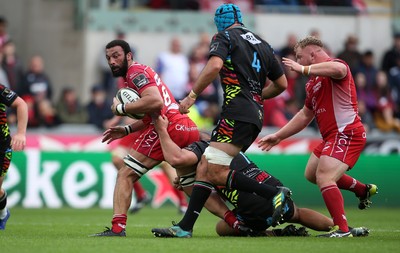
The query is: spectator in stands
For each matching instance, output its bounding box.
[35,99,61,128]
[20,55,53,101]
[263,93,289,127]
[337,35,362,75]
[278,33,297,58]
[372,70,400,132]
[26,97,60,128]
[197,32,211,58]
[355,72,376,132]
[388,56,400,117]
[155,36,189,101]
[316,0,352,7]
[256,0,300,13]
[357,50,378,89]
[0,49,9,88]
[355,72,376,119]
[0,16,10,48]
[55,86,88,124]
[381,33,400,73]
[86,85,114,130]
[357,100,375,133]
[1,40,24,92]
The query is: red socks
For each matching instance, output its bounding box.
[320,185,349,232]
[336,174,366,198]
[111,214,127,233]
[223,210,238,229]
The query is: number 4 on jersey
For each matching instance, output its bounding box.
[252,52,261,73]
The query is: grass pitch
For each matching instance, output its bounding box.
[1,206,399,253]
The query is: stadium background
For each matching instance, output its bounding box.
[0,0,399,209]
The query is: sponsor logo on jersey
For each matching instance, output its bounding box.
[240,32,261,45]
[313,81,322,93]
[131,73,149,89]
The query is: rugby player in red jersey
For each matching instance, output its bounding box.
[259,36,378,238]
[91,40,200,236]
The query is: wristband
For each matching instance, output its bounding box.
[188,90,198,100]
[116,104,126,115]
[302,65,311,76]
[124,125,133,135]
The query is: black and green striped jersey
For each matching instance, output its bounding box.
[209,26,284,130]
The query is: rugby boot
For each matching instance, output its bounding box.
[152,222,192,238]
[350,226,370,237]
[271,187,292,227]
[358,184,378,210]
[89,227,126,237]
[0,209,10,230]
[317,225,353,238]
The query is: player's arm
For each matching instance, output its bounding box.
[179,56,223,114]
[10,96,28,151]
[303,61,347,79]
[262,74,288,99]
[154,115,199,169]
[259,105,314,151]
[122,86,163,115]
[191,56,223,95]
[102,119,145,144]
[275,105,314,139]
[282,57,347,79]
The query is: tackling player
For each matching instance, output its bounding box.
[151,115,369,237]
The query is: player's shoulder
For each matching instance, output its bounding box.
[0,85,18,104]
[126,63,154,90]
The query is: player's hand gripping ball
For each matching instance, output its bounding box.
[115,87,145,119]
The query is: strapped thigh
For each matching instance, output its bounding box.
[123,154,150,178]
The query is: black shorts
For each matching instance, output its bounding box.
[234,196,295,232]
[211,118,260,152]
[232,176,294,231]
[0,138,12,177]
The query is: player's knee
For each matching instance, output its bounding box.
[111,155,124,169]
[123,154,150,178]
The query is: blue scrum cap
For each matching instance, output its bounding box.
[214,3,243,32]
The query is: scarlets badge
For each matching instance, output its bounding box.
[131,73,149,88]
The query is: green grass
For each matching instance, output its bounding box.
[1,206,399,253]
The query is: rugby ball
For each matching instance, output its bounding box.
[115,87,145,119]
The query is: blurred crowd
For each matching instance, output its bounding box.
[109,0,368,13]
[1,14,399,134]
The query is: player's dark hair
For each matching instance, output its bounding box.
[106,39,132,59]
